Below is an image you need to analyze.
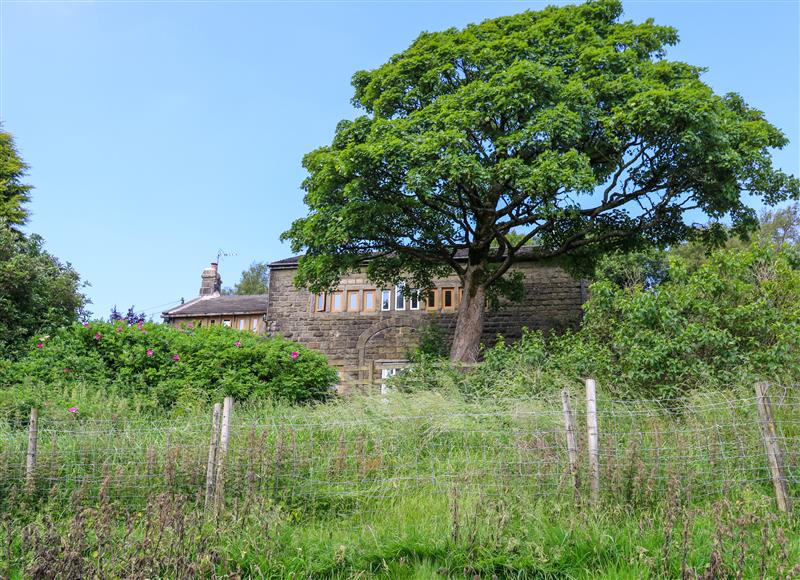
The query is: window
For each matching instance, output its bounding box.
[331,292,344,312]
[364,290,376,312]
[426,289,438,310]
[395,285,405,310]
[315,293,326,312]
[252,318,258,332]
[347,290,360,312]
[443,288,454,309]
[380,368,399,394]
[409,289,420,310]
[459,287,464,305]
[381,290,391,311]
[223,319,231,327]
[238,319,245,330]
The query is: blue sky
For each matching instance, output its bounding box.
[2,0,798,320]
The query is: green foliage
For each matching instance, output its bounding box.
[409,323,449,360]
[1,393,798,577]
[225,261,270,295]
[759,202,800,247]
[0,322,337,420]
[593,247,670,289]
[283,0,797,362]
[0,221,89,358]
[579,242,800,397]
[394,243,800,399]
[0,129,31,227]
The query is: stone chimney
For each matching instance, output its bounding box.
[199,262,222,296]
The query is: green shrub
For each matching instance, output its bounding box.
[578,242,800,397]
[391,243,800,399]
[0,322,337,420]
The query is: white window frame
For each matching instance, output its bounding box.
[252,318,258,331]
[222,319,232,327]
[409,289,420,310]
[381,289,392,311]
[380,368,399,394]
[395,285,406,310]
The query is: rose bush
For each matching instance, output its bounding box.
[0,322,337,420]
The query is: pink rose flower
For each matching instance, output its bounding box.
[146,349,154,357]
[291,351,299,361]
[94,332,102,341]
[234,341,241,348]
[82,322,89,328]
[36,343,43,349]
[172,354,180,362]
[68,407,78,414]
[187,323,194,329]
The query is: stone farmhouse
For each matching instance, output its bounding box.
[266,255,587,391]
[162,263,269,333]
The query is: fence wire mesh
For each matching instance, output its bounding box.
[2,389,798,510]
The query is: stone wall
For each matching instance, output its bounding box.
[266,263,586,391]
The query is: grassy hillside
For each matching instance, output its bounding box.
[2,390,798,578]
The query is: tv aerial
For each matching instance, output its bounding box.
[216,249,238,264]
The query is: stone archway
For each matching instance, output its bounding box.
[356,319,426,387]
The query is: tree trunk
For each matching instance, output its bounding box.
[449,266,487,364]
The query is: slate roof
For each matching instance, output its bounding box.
[163,295,269,318]
[268,255,305,269]
[268,248,537,270]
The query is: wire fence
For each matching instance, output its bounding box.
[1,383,798,513]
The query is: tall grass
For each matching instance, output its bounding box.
[1,389,798,577]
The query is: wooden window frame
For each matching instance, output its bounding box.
[426,289,438,311]
[347,290,360,312]
[238,319,245,330]
[381,289,391,311]
[443,288,455,310]
[251,318,258,332]
[331,291,344,312]
[363,290,377,312]
[223,319,232,327]
[315,292,326,312]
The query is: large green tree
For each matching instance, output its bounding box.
[0,221,89,357]
[0,129,31,227]
[283,0,799,362]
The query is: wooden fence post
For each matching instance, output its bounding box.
[25,407,38,490]
[204,402,222,512]
[585,378,600,506]
[561,389,580,500]
[754,382,792,514]
[213,396,233,517]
